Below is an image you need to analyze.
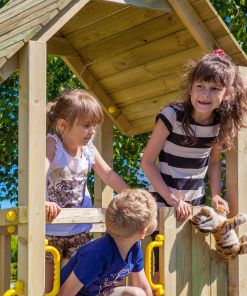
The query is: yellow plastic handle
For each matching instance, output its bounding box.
[45,241,61,296]
[145,234,165,296]
[3,290,15,296]
[3,280,24,296]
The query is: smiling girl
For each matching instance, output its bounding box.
[141,49,247,277]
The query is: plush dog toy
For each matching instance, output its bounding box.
[191,206,247,261]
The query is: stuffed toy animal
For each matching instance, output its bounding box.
[191,206,247,261]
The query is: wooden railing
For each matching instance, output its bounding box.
[0,207,229,296]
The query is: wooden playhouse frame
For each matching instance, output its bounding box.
[0,0,247,295]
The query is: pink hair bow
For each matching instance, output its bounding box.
[213,49,227,57]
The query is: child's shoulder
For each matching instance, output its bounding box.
[161,102,184,113]
[158,102,184,123]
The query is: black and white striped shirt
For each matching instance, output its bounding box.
[150,104,220,205]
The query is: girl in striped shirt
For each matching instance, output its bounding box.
[142,50,247,222]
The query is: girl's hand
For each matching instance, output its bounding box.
[45,201,61,222]
[212,195,229,214]
[174,199,192,221]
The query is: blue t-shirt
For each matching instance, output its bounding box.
[61,233,144,296]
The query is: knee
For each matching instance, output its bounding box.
[127,287,146,296]
[135,287,146,296]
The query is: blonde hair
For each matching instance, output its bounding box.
[105,189,157,239]
[46,89,104,134]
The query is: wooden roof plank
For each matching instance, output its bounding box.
[58,0,74,10]
[0,40,24,59]
[167,0,218,52]
[0,11,59,45]
[100,0,173,12]
[76,13,183,69]
[86,29,197,79]
[110,72,184,106]
[33,0,91,42]
[0,1,59,36]
[67,6,164,50]
[231,52,247,67]
[191,0,215,21]
[63,56,133,134]
[0,0,53,24]
[0,53,18,82]
[121,89,184,121]
[204,17,227,39]
[129,115,155,135]
[0,57,7,69]
[217,35,246,56]
[0,0,25,14]
[99,46,202,93]
[61,1,129,35]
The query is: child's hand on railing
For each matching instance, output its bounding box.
[45,201,61,222]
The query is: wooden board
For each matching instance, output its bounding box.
[110,72,184,107]
[99,46,201,93]
[0,0,59,36]
[67,6,163,49]
[61,0,130,35]
[86,28,196,78]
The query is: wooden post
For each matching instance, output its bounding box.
[18,41,46,296]
[94,116,114,208]
[0,229,11,294]
[226,66,247,296]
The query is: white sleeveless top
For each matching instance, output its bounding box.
[46,133,94,236]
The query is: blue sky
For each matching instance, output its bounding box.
[0,199,15,209]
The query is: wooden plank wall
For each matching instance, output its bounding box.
[159,207,228,296]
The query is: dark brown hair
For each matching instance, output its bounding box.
[181,51,247,150]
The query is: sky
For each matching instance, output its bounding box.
[0,199,15,209]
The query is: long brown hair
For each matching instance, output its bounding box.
[46,89,104,135]
[182,51,247,150]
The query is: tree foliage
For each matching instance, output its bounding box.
[211,0,247,52]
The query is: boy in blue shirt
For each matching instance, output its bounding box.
[58,189,157,296]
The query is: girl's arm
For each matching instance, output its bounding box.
[45,137,61,221]
[58,271,83,296]
[93,146,128,193]
[129,270,152,296]
[141,119,192,221]
[208,143,229,213]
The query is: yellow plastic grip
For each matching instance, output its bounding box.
[45,240,61,296]
[145,234,164,296]
[3,280,24,296]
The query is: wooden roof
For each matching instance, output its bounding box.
[0,0,247,136]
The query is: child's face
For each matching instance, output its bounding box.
[62,118,96,146]
[190,80,227,122]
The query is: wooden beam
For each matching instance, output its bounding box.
[0,232,11,295]
[63,56,133,134]
[167,0,218,52]
[18,40,46,296]
[226,66,247,296]
[101,0,173,12]
[50,208,106,224]
[0,53,18,82]
[94,116,114,208]
[47,36,81,58]
[33,0,91,42]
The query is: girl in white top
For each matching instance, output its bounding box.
[45,89,128,292]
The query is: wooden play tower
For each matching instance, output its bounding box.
[0,0,247,295]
